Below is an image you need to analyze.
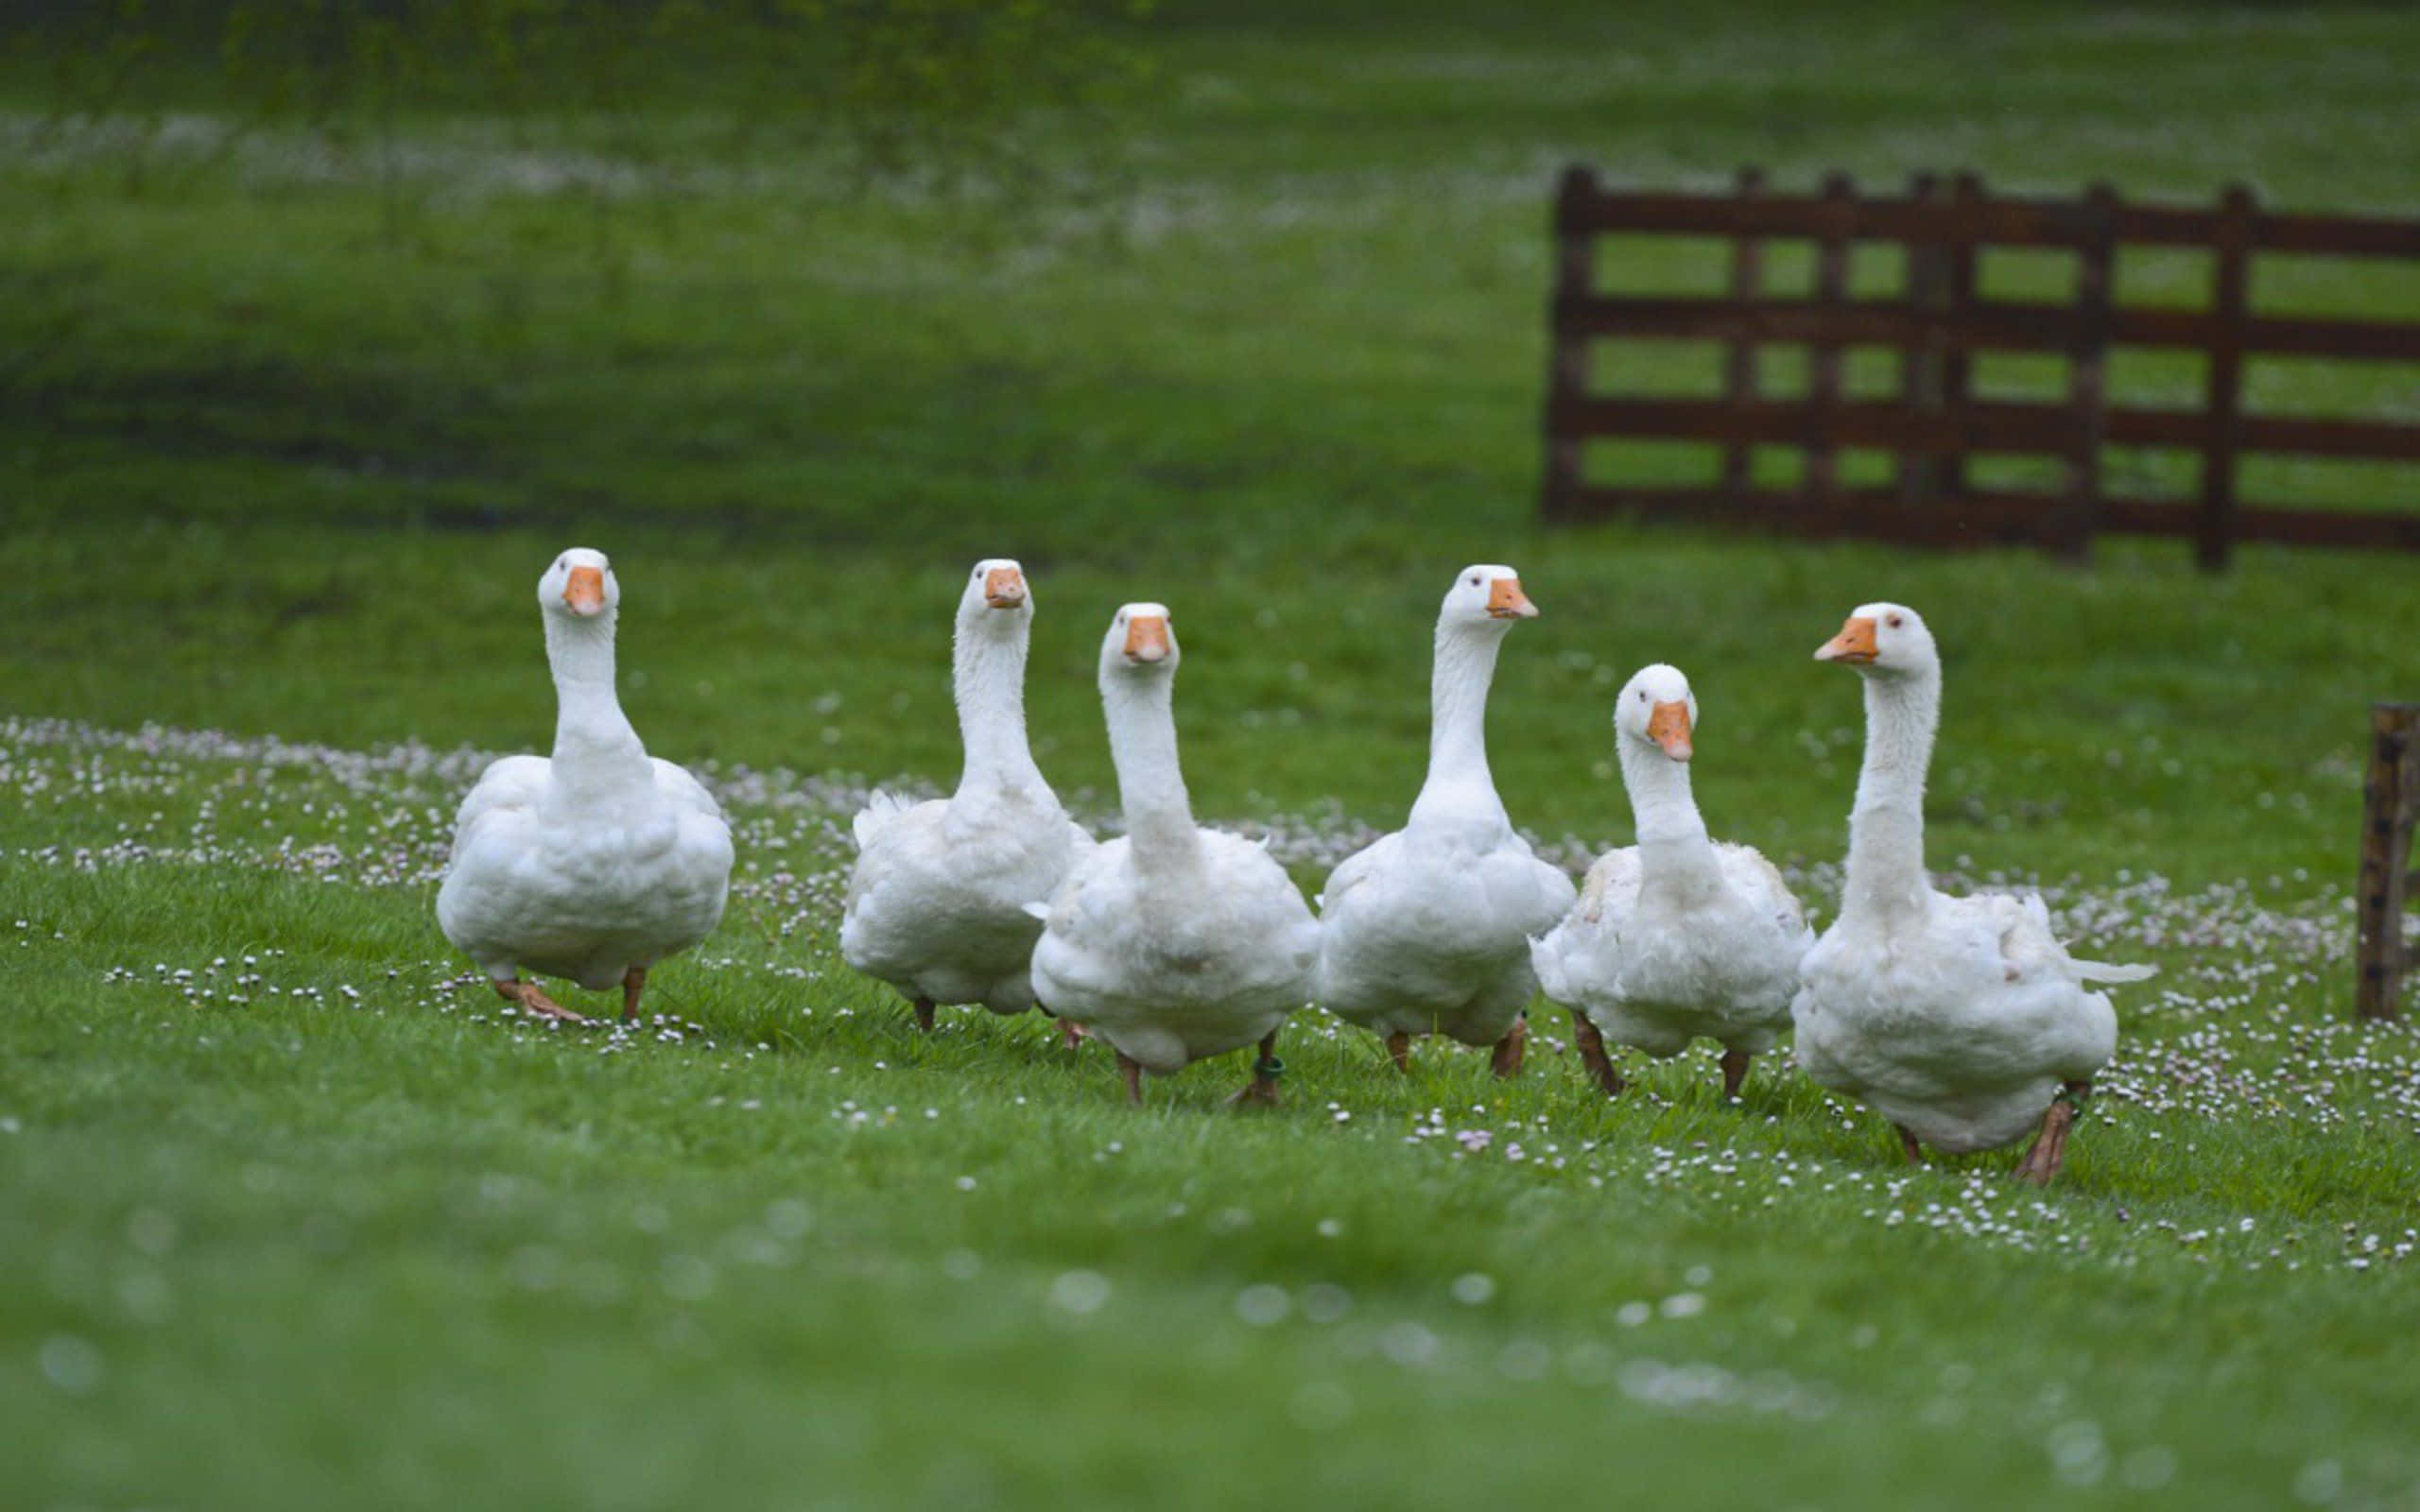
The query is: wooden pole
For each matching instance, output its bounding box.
[1939,171,1982,505]
[2059,181,2118,560]
[1542,165,1597,522]
[2356,702,2419,1022]
[1804,171,1854,504]
[1897,170,1944,508]
[1720,166,1767,501]
[2198,183,2255,572]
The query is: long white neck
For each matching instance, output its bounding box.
[1841,667,1940,923]
[1617,735,1720,895]
[952,615,1046,799]
[1408,622,1512,833]
[544,610,651,800]
[1103,671,1200,871]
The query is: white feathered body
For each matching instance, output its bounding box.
[1793,886,2137,1153]
[438,753,733,990]
[1532,841,1809,1057]
[842,786,1094,1012]
[1316,822,1576,1045]
[1030,832,1319,1074]
[1315,570,1570,1050]
[1791,610,2152,1156]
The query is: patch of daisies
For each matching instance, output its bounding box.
[8,716,2417,1279]
[1400,1102,2416,1275]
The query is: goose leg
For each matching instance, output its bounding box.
[1386,1031,1413,1074]
[912,997,936,1034]
[492,976,588,1025]
[1116,1052,1145,1107]
[1037,1001,1086,1048]
[1225,1032,1284,1110]
[1488,1013,1528,1078]
[1895,1125,1925,1165]
[1570,1014,1625,1097]
[621,966,648,1023]
[2013,1079,2088,1187]
[1719,1047,1752,1102]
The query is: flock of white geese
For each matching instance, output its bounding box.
[437,548,2154,1185]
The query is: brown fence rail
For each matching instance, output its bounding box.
[1540,166,2420,567]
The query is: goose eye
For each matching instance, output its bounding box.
[1886,613,1904,628]
[1467,575,1480,586]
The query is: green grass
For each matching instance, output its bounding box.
[7,719,2418,1508]
[6,1,2420,1506]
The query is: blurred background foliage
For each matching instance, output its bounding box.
[6,0,1155,248]
[3,0,2416,873]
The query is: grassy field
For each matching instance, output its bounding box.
[6,2,2420,1506]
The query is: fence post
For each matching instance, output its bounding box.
[2357,703,2419,1022]
[2198,182,2255,571]
[2058,181,2118,560]
[1939,171,1982,505]
[1805,171,1854,505]
[1898,171,1944,508]
[1541,165,1597,521]
[1720,166,1767,500]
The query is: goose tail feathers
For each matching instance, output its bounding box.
[2072,957,2157,985]
[851,789,915,851]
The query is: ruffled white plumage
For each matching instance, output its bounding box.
[1789,603,2152,1158]
[1793,889,2128,1151]
[844,789,1094,1013]
[1028,603,1316,1081]
[1530,664,1809,1068]
[840,560,1093,1018]
[1031,829,1319,1073]
[1534,838,1809,1057]
[1313,565,1573,1052]
[850,788,918,851]
[439,757,731,990]
[1318,825,1574,1044]
[436,550,732,998]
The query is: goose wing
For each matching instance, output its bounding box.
[447,754,549,859]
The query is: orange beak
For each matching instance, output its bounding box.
[563,565,607,616]
[1123,614,1170,663]
[1647,699,1693,761]
[1487,576,1538,620]
[1815,615,1877,664]
[983,566,1027,610]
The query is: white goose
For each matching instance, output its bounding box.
[1028,604,1320,1107]
[1313,565,1577,1075]
[1791,603,2154,1184]
[437,548,734,1023]
[1531,664,1812,1101]
[841,559,1094,1036]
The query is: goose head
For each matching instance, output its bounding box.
[1815,602,1937,678]
[540,548,619,622]
[1439,563,1536,631]
[958,557,1031,631]
[1616,663,1698,763]
[1099,602,1178,680]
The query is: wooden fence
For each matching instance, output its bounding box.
[1541,166,2420,566]
[2357,704,2420,1022]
